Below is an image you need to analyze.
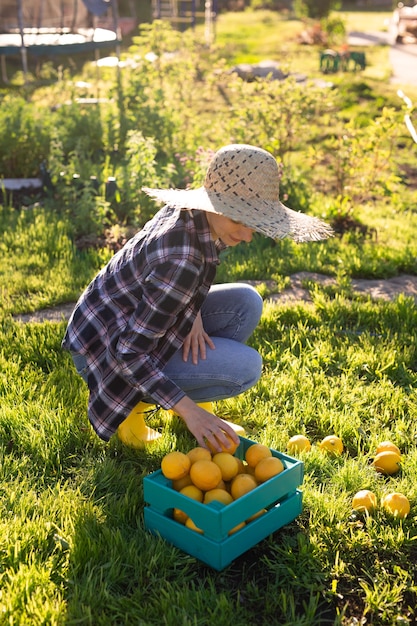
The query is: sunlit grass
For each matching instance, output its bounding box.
[212,8,393,80]
[1,292,417,622]
[2,7,417,623]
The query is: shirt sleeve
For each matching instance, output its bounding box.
[112,257,201,408]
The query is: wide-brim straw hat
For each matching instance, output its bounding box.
[142,144,333,243]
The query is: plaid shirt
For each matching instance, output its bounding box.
[62,206,224,441]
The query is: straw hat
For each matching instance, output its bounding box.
[142,144,333,242]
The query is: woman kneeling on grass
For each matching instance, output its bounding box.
[62,144,332,452]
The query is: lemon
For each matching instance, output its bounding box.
[187,446,212,465]
[179,484,204,502]
[287,434,311,454]
[381,492,410,519]
[171,474,193,491]
[230,473,258,499]
[228,521,246,535]
[189,459,222,491]
[245,443,272,468]
[235,457,246,474]
[372,450,401,476]
[161,451,191,480]
[203,488,234,505]
[246,508,267,523]
[173,509,188,524]
[375,440,401,457]
[254,456,285,483]
[352,489,377,513]
[319,435,344,456]
[206,432,239,455]
[185,517,204,534]
[212,452,239,481]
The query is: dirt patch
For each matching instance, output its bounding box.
[13,273,417,324]
[264,272,417,304]
[15,302,77,323]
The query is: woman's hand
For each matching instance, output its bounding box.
[182,311,215,365]
[172,396,240,452]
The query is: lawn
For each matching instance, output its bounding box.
[1,6,417,625]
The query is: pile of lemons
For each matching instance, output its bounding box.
[287,433,344,456]
[160,442,285,535]
[352,440,410,519]
[286,434,410,519]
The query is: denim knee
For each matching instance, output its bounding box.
[71,352,88,383]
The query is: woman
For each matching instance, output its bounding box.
[63,144,332,452]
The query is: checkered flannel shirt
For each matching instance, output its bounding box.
[62,206,224,441]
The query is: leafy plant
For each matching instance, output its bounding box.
[219,75,334,165]
[0,96,52,178]
[125,21,211,157]
[110,131,167,226]
[294,0,341,20]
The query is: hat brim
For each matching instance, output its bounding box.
[142,186,333,243]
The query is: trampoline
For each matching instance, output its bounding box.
[0,0,121,81]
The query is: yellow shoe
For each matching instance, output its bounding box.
[220,419,246,436]
[167,402,214,417]
[117,401,161,448]
[197,402,215,413]
[197,402,246,436]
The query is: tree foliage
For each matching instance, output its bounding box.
[294,0,341,19]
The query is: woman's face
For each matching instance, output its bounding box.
[207,213,254,247]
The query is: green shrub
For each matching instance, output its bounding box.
[53,103,110,162]
[309,107,403,202]
[109,131,167,226]
[294,0,340,19]
[0,96,52,178]
[250,0,293,10]
[322,14,346,44]
[220,75,335,165]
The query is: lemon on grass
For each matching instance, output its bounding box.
[254,456,285,483]
[372,450,401,476]
[189,459,222,491]
[287,434,311,454]
[375,440,401,457]
[161,451,191,480]
[319,435,344,456]
[381,492,410,519]
[352,489,377,513]
[245,443,272,468]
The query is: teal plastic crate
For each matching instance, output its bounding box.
[143,436,304,570]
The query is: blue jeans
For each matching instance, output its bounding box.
[71,283,263,403]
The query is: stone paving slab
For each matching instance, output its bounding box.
[252,273,417,305]
[12,274,417,323]
[348,29,417,86]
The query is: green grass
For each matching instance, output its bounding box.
[2,7,417,624]
[212,8,393,78]
[2,295,417,623]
